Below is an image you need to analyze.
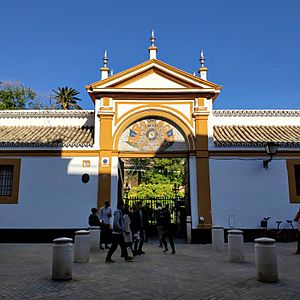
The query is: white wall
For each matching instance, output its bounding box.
[0,156,98,228]
[209,157,299,229]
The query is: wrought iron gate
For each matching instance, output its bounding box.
[123,195,188,238]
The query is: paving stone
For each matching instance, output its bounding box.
[0,242,299,299]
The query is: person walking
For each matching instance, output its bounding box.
[294,208,300,254]
[156,205,164,247]
[132,201,146,255]
[123,205,134,256]
[161,204,176,254]
[105,202,134,263]
[143,202,151,242]
[99,200,112,250]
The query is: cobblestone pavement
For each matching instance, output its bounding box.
[0,241,299,299]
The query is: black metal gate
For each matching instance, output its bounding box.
[123,196,188,239]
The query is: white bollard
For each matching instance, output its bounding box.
[211,225,224,251]
[74,230,90,263]
[228,229,244,262]
[186,216,192,244]
[52,237,73,280]
[89,226,100,252]
[255,238,278,282]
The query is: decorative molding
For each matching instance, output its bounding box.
[214,142,300,148]
[0,142,94,148]
[0,110,94,118]
[213,110,300,117]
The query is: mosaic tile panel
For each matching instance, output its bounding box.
[118,118,188,152]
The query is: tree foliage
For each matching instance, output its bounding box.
[52,86,82,110]
[0,81,56,110]
[0,82,37,109]
[126,158,186,198]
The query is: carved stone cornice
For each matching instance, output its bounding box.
[0,110,94,118]
[213,110,300,117]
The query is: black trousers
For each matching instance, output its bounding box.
[101,224,110,246]
[106,234,128,259]
[297,231,300,253]
[162,229,175,251]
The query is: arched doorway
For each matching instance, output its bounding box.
[112,112,195,240]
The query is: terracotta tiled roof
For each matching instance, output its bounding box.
[213,125,300,147]
[0,126,94,147]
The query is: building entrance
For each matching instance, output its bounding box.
[118,157,190,239]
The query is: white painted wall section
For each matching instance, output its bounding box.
[209,158,298,229]
[110,156,119,216]
[189,156,199,228]
[0,157,98,228]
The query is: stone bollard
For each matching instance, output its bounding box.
[52,237,73,280]
[89,226,101,252]
[211,225,224,251]
[255,238,278,282]
[186,216,192,244]
[74,230,90,263]
[228,229,244,262]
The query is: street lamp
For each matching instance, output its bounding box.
[263,142,278,169]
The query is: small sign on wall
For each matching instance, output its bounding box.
[82,160,91,168]
[101,157,110,167]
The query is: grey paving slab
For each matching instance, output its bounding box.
[0,241,299,299]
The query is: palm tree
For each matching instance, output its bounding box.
[52,86,82,110]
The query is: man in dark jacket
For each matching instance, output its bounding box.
[161,204,176,254]
[89,208,101,227]
[132,201,146,255]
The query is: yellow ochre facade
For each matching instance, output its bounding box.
[86,36,222,229]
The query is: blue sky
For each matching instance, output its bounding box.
[1,0,299,110]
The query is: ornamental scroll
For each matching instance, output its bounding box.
[118,119,188,152]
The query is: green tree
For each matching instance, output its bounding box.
[0,81,36,109]
[126,158,150,184]
[125,158,186,198]
[52,86,82,110]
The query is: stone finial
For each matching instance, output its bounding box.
[150,29,156,47]
[200,50,205,67]
[148,29,158,59]
[103,50,108,68]
[198,49,208,80]
[100,50,110,80]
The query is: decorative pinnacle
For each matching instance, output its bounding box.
[103,50,108,68]
[200,50,205,68]
[150,29,156,47]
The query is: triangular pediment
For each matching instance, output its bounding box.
[87,59,221,90]
[114,69,190,88]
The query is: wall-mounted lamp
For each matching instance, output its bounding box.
[263,142,278,169]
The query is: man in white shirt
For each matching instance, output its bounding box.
[99,200,112,250]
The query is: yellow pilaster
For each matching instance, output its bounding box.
[98,105,114,208]
[194,104,212,228]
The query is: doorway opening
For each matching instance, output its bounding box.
[118,157,190,239]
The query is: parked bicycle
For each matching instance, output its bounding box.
[260,217,297,242]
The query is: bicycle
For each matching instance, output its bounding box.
[260,217,297,242]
